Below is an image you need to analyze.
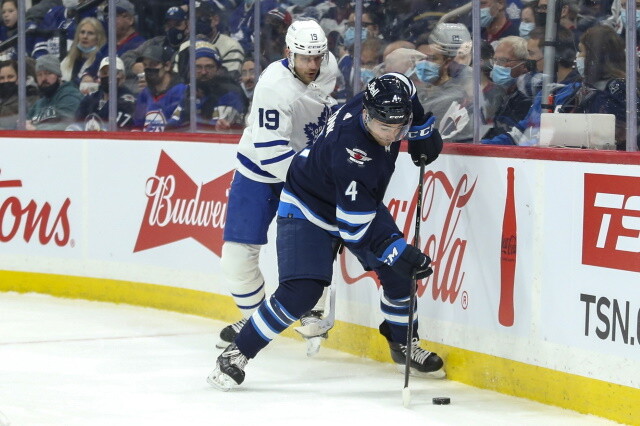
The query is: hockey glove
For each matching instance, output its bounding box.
[406,113,443,166]
[376,237,433,280]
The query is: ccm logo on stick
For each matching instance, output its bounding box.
[582,174,640,272]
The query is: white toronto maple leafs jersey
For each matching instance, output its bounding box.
[235,53,338,183]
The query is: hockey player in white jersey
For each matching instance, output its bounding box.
[218,19,339,353]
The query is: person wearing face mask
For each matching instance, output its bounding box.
[60,17,106,87]
[132,44,188,132]
[0,59,39,130]
[480,0,519,44]
[73,56,135,131]
[519,3,537,39]
[31,0,98,59]
[482,27,581,146]
[482,35,532,139]
[412,23,474,142]
[26,54,83,131]
[175,2,246,79]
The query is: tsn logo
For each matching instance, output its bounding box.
[582,174,640,273]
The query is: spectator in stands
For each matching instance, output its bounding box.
[481,0,519,45]
[122,6,187,96]
[177,42,246,131]
[568,24,638,149]
[228,0,278,54]
[85,0,146,78]
[239,57,257,104]
[73,56,135,131]
[132,44,187,132]
[0,58,38,129]
[519,2,536,39]
[26,54,83,130]
[482,35,531,139]
[178,2,245,78]
[260,7,291,64]
[415,23,474,142]
[60,17,105,86]
[478,40,507,126]
[0,0,34,60]
[482,27,580,146]
[32,0,98,59]
[358,37,383,88]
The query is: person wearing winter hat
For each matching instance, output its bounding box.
[26,54,83,130]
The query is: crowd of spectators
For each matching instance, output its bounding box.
[0,0,637,149]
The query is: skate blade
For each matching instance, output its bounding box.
[206,368,238,391]
[306,336,323,357]
[395,364,446,379]
[215,339,231,349]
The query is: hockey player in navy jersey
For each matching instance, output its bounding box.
[208,73,445,390]
[217,19,339,354]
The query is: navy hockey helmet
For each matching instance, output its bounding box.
[363,75,412,125]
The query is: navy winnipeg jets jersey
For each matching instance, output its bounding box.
[278,81,426,253]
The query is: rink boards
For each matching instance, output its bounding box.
[0,133,638,425]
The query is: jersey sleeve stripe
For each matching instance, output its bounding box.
[336,205,376,225]
[280,190,340,233]
[253,139,289,148]
[237,152,277,178]
[260,149,296,165]
[338,222,372,243]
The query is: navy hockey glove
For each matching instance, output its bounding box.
[376,237,433,279]
[406,113,443,166]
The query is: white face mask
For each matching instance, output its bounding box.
[62,0,80,8]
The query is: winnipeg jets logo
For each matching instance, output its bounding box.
[346,147,372,165]
[304,107,331,146]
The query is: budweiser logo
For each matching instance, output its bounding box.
[134,151,233,256]
[341,170,477,304]
[0,169,71,246]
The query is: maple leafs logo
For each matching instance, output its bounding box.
[134,150,233,257]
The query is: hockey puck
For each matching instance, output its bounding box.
[432,397,451,405]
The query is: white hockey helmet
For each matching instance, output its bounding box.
[285,19,328,73]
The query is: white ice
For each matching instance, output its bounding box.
[0,293,619,426]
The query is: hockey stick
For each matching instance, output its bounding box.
[402,157,426,408]
[294,241,343,338]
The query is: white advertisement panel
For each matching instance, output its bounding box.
[1,136,638,390]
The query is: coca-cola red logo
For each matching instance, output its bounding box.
[583,173,640,272]
[0,169,71,247]
[134,151,233,256]
[341,171,477,304]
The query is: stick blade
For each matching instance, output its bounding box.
[402,387,411,408]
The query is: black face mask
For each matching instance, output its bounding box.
[166,27,186,47]
[0,81,17,99]
[195,18,213,37]
[535,12,547,28]
[38,80,60,98]
[144,68,163,86]
[99,78,110,94]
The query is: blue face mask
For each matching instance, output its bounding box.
[343,26,368,48]
[490,64,515,86]
[361,68,376,85]
[77,44,97,54]
[415,60,440,83]
[480,7,494,27]
[519,22,535,38]
[575,56,585,76]
[620,10,640,30]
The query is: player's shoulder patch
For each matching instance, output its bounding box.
[346,147,372,165]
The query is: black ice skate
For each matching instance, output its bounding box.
[216,318,248,349]
[207,343,248,391]
[379,321,445,378]
[299,310,328,357]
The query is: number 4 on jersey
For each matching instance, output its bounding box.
[345,181,358,201]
